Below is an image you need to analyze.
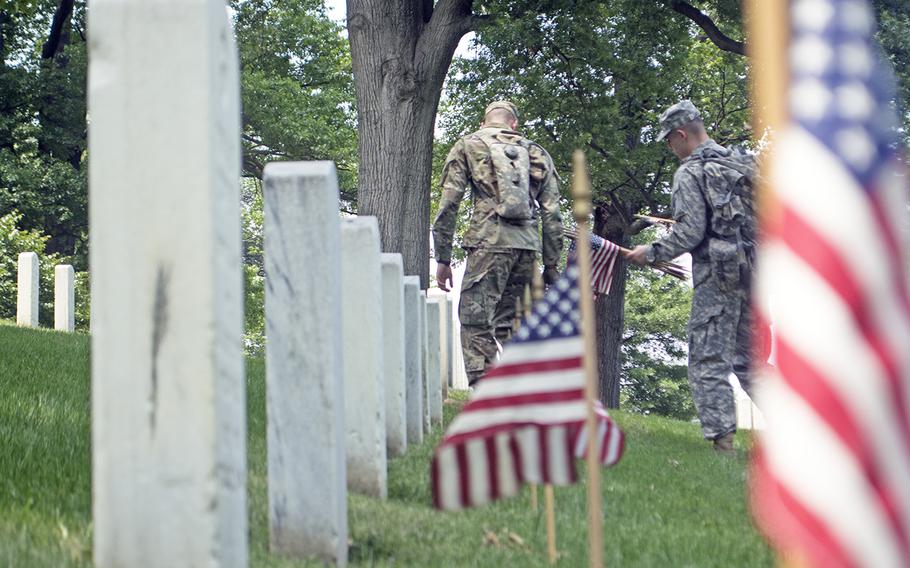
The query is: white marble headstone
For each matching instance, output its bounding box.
[341,217,387,498]
[380,254,407,458]
[16,252,38,327]
[88,1,247,565]
[264,161,347,565]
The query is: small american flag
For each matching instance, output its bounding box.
[570,233,621,295]
[751,0,910,565]
[431,262,624,510]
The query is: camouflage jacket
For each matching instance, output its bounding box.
[432,122,563,265]
[647,139,735,288]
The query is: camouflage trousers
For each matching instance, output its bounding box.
[688,278,754,440]
[458,248,536,385]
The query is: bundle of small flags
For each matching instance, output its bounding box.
[563,227,689,284]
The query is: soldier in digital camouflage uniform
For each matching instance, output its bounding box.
[433,100,563,386]
[627,100,756,455]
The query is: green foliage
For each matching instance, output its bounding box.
[442,1,751,222]
[232,0,358,201]
[622,263,695,420]
[241,178,266,355]
[1,325,773,566]
[0,0,88,265]
[875,0,910,136]
[0,210,87,329]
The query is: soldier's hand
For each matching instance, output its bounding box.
[543,265,560,286]
[436,263,454,292]
[626,245,651,266]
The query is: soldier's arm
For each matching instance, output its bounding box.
[647,168,707,262]
[537,159,563,267]
[432,139,470,264]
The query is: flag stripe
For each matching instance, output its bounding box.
[476,369,585,398]
[464,388,586,411]
[485,436,500,502]
[483,356,583,379]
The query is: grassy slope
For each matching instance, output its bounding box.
[0,322,773,567]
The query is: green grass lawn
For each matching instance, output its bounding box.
[0,321,773,567]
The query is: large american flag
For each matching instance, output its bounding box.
[431,260,624,510]
[751,0,910,565]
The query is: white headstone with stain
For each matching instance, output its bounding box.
[88,1,246,565]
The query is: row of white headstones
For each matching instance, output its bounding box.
[15,253,75,331]
[80,1,457,566]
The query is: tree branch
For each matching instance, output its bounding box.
[414,0,475,89]
[41,0,74,59]
[670,0,745,56]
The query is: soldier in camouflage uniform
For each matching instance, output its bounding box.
[628,100,756,455]
[433,101,563,386]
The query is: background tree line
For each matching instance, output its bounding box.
[1,0,907,418]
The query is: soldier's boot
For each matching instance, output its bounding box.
[713,432,736,456]
[467,370,485,389]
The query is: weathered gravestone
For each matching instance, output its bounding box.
[403,276,423,445]
[341,217,387,498]
[54,264,75,332]
[380,253,407,458]
[419,294,430,432]
[445,297,455,389]
[88,0,247,565]
[428,293,451,396]
[263,161,347,565]
[426,300,443,426]
[16,252,38,328]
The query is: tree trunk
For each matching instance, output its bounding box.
[347,0,474,288]
[593,206,628,408]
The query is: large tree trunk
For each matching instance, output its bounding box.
[594,206,628,408]
[347,0,475,288]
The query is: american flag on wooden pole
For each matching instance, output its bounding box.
[748,0,910,566]
[430,255,624,511]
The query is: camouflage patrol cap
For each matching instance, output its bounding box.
[656,100,702,142]
[484,100,520,121]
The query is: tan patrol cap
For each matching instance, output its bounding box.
[484,100,520,121]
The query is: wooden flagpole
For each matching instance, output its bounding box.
[745,0,789,219]
[524,280,540,513]
[544,485,558,564]
[530,270,558,565]
[745,2,796,567]
[572,149,603,568]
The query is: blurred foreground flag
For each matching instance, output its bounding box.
[431,263,624,511]
[751,0,910,566]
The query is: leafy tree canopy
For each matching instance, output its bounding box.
[232,0,358,203]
